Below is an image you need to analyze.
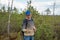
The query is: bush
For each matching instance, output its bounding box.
[35,24,54,40]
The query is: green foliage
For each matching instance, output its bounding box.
[0,12,60,40]
[35,24,54,40]
[0,4,60,40]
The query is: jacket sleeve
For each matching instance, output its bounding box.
[32,21,36,32]
[22,20,27,32]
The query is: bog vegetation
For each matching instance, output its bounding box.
[0,1,60,40]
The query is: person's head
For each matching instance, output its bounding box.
[25,10,32,19]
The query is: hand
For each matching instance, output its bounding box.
[26,29,32,33]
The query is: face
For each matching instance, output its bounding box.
[26,14,32,19]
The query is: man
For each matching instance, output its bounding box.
[22,10,36,40]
